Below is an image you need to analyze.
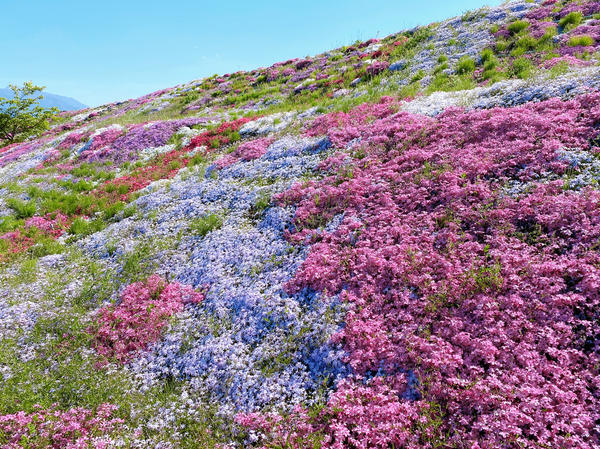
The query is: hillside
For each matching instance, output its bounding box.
[0,0,599,447]
[0,87,87,111]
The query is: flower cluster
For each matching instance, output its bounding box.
[214,137,274,168]
[0,404,123,449]
[258,93,600,448]
[92,275,203,363]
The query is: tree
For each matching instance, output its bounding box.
[0,82,59,145]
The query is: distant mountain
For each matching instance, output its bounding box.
[0,87,87,111]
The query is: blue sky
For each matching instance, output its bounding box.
[1,0,503,107]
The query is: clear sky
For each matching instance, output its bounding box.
[1,0,504,107]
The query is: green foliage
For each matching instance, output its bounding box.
[549,61,571,78]
[102,201,126,220]
[507,20,530,35]
[189,213,223,237]
[68,217,105,236]
[123,204,137,219]
[411,70,426,83]
[57,179,94,192]
[480,48,502,81]
[559,11,583,31]
[248,191,272,219]
[6,197,36,219]
[496,39,510,52]
[567,35,595,47]
[0,215,22,233]
[455,56,476,75]
[0,82,59,145]
[33,188,99,216]
[28,237,65,258]
[510,57,534,79]
[514,35,538,53]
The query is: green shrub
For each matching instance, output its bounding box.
[0,215,22,232]
[29,237,65,258]
[559,11,583,31]
[480,48,495,64]
[6,198,36,219]
[515,35,538,52]
[496,40,510,52]
[189,214,223,237]
[549,61,570,78]
[410,70,426,83]
[567,35,595,47]
[39,190,98,216]
[456,56,476,75]
[102,201,125,220]
[68,218,105,236]
[507,20,530,35]
[510,57,534,79]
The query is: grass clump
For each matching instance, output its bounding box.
[6,197,36,219]
[559,11,583,31]
[567,35,595,47]
[455,56,476,75]
[507,20,530,35]
[510,57,534,79]
[68,217,105,236]
[190,213,223,237]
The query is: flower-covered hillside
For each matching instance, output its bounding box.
[1,0,600,448]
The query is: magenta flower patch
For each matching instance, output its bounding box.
[92,275,204,364]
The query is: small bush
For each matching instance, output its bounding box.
[68,218,105,236]
[6,198,36,219]
[411,70,426,83]
[0,215,22,232]
[29,237,65,257]
[190,214,223,237]
[496,40,510,52]
[567,35,595,47]
[515,35,538,52]
[102,201,125,220]
[456,56,476,75]
[480,48,495,64]
[559,11,583,31]
[510,57,534,79]
[507,20,529,35]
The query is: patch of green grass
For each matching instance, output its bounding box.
[102,201,126,220]
[507,20,529,35]
[0,215,23,233]
[510,57,534,79]
[123,204,137,219]
[411,70,426,83]
[6,197,36,219]
[514,35,538,53]
[68,217,106,236]
[567,35,595,47]
[248,191,272,219]
[455,56,476,75]
[119,241,156,283]
[559,11,583,31]
[28,237,65,258]
[548,60,571,78]
[189,213,223,237]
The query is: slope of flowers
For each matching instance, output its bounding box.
[242,94,600,448]
[2,0,600,447]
